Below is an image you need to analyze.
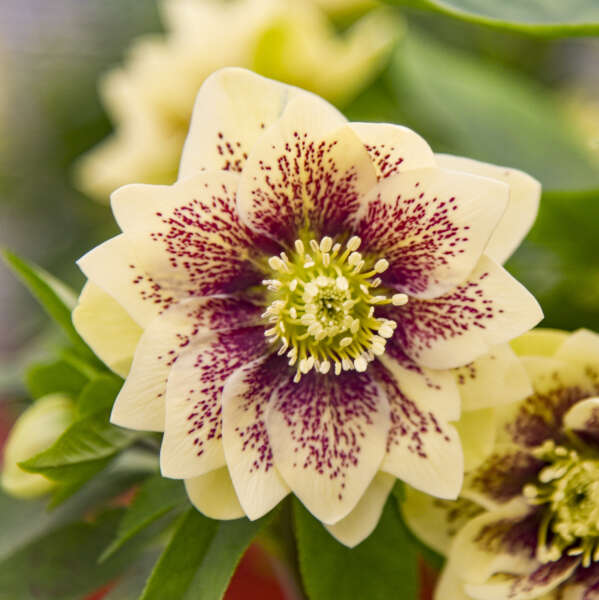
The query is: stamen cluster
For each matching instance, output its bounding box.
[262,235,407,381]
[524,440,599,566]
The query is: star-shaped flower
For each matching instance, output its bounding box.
[403,328,599,599]
[74,68,542,546]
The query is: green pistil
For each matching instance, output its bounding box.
[262,235,407,382]
[524,440,599,566]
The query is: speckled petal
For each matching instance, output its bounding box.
[436,154,541,265]
[77,234,175,328]
[237,98,376,246]
[349,122,436,179]
[73,282,142,377]
[266,370,390,525]
[112,171,276,298]
[388,255,543,370]
[464,557,578,600]
[355,168,508,299]
[325,472,395,547]
[402,486,483,557]
[179,67,344,178]
[374,361,463,499]
[451,501,540,585]
[221,356,291,521]
[184,467,245,520]
[160,327,268,479]
[111,297,262,432]
[563,397,599,448]
[453,344,532,412]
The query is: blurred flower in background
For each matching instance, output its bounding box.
[74,0,401,201]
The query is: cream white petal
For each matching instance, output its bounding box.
[554,328,599,366]
[77,234,169,328]
[455,408,497,471]
[160,328,268,479]
[221,357,290,521]
[563,396,599,440]
[325,472,395,547]
[72,282,142,378]
[402,486,483,557]
[266,370,390,525]
[453,344,532,412]
[356,168,509,300]
[349,122,436,179]
[436,154,541,265]
[510,328,569,358]
[112,298,261,432]
[392,255,543,370]
[434,565,475,600]
[184,467,245,520]
[179,67,343,178]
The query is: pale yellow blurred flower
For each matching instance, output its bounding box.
[75,0,402,202]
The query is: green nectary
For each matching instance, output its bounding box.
[524,439,599,566]
[261,235,407,381]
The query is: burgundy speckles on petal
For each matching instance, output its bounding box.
[266,370,389,524]
[238,123,376,246]
[160,326,268,479]
[215,131,250,173]
[355,168,507,300]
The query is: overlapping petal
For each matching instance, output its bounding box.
[160,327,268,479]
[355,168,508,299]
[387,255,543,369]
[179,67,344,178]
[237,98,376,246]
[112,297,262,431]
[266,370,390,524]
[112,171,276,298]
[436,154,541,265]
[184,467,245,520]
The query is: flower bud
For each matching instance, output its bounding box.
[2,394,76,499]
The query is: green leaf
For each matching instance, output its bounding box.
[140,509,219,600]
[185,512,275,600]
[77,374,123,417]
[294,497,419,599]
[1,250,96,362]
[385,0,599,36]
[0,510,140,600]
[25,359,89,399]
[20,410,138,482]
[101,476,187,561]
[388,30,599,195]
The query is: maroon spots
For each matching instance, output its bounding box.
[271,370,382,501]
[373,362,451,458]
[183,327,267,459]
[364,143,405,179]
[507,381,599,448]
[215,131,249,172]
[129,264,175,313]
[385,345,442,390]
[386,273,497,361]
[474,510,540,560]
[468,450,543,504]
[356,185,470,296]
[571,562,599,598]
[574,406,599,449]
[245,130,364,245]
[230,356,288,474]
[148,180,272,296]
[432,497,483,539]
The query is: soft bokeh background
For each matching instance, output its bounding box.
[0,1,597,597]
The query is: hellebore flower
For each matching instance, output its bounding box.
[74,0,401,201]
[403,328,599,599]
[74,68,542,546]
[1,394,76,499]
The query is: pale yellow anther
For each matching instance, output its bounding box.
[392,293,409,306]
[320,237,333,252]
[310,239,320,253]
[347,236,361,251]
[294,240,305,255]
[348,252,362,266]
[316,275,329,287]
[340,337,353,348]
[319,360,331,374]
[374,259,389,273]
[354,356,368,372]
[268,256,285,271]
[336,277,349,291]
[289,279,298,292]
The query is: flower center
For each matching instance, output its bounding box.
[524,440,599,566]
[261,235,407,381]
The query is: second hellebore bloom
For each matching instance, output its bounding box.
[74,68,542,545]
